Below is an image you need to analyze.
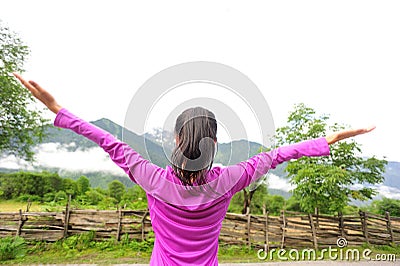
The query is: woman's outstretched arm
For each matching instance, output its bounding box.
[228,127,376,194]
[14,74,166,191]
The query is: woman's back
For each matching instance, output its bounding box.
[147,188,230,265]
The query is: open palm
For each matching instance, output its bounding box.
[14,73,62,114]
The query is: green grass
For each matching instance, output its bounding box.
[1,201,399,264]
[2,237,398,265]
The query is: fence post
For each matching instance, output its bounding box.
[26,199,32,212]
[359,210,369,244]
[116,207,123,241]
[280,210,286,249]
[308,213,318,250]
[385,211,394,245]
[263,205,269,251]
[338,211,345,238]
[63,194,72,238]
[246,207,251,249]
[314,207,319,229]
[16,209,27,236]
[141,210,149,241]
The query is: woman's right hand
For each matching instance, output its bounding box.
[325,126,376,145]
[14,73,62,114]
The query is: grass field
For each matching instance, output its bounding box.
[0,200,43,212]
[1,200,399,264]
[1,241,399,265]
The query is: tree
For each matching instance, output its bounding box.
[276,103,387,214]
[229,183,269,214]
[0,171,63,199]
[62,178,79,198]
[265,195,285,215]
[76,176,90,195]
[370,198,400,217]
[0,20,47,161]
[108,180,125,202]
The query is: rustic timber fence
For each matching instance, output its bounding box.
[1,203,399,249]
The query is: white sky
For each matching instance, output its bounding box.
[1,0,400,161]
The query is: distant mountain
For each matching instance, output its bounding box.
[1,117,399,198]
[382,161,400,189]
[45,118,169,167]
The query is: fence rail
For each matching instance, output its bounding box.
[1,203,399,249]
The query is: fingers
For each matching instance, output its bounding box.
[13,73,39,96]
[28,80,46,94]
[365,125,376,132]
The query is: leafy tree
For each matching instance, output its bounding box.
[369,198,400,217]
[54,190,68,202]
[121,186,148,209]
[276,103,387,214]
[108,180,125,202]
[285,196,302,212]
[229,183,269,214]
[62,178,79,198]
[76,175,90,195]
[84,189,105,205]
[265,195,285,215]
[0,171,63,199]
[0,20,48,161]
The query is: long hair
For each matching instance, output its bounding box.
[171,107,217,186]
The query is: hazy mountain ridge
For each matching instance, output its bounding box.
[1,118,398,198]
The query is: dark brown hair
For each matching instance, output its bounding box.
[171,107,217,186]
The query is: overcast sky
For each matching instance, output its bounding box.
[1,0,400,161]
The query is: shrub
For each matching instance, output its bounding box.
[17,194,41,202]
[0,236,26,261]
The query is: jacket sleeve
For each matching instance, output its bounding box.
[227,137,330,194]
[54,108,165,188]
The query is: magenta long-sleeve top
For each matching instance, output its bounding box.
[54,108,330,265]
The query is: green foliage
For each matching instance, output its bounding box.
[0,171,148,210]
[0,171,63,200]
[276,103,387,214]
[229,184,269,214]
[58,231,95,251]
[0,20,48,161]
[76,176,90,195]
[61,178,79,198]
[84,189,105,205]
[108,180,125,202]
[285,196,302,212]
[342,205,360,215]
[0,236,26,261]
[120,186,148,209]
[265,195,285,215]
[369,198,400,217]
[52,232,154,256]
[54,190,68,202]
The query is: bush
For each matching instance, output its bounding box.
[85,190,105,205]
[54,190,68,202]
[43,192,56,202]
[17,194,41,202]
[0,236,26,261]
[59,231,95,251]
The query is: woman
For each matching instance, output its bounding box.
[14,73,375,265]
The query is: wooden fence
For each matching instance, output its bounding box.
[1,204,399,249]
